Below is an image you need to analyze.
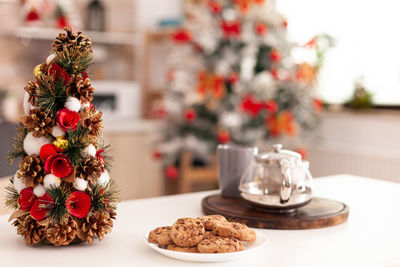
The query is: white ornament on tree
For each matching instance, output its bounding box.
[82,144,96,157]
[73,177,88,191]
[52,125,65,137]
[64,96,81,112]
[33,184,46,197]
[97,170,110,186]
[13,173,27,193]
[43,174,61,189]
[23,92,33,116]
[23,132,51,156]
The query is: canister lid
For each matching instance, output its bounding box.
[255,144,301,164]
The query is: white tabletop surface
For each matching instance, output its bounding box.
[1,174,399,267]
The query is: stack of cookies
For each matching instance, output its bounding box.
[148,215,256,253]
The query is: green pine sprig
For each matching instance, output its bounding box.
[36,75,67,119]
[91,179,120,213]
[6,123,28,164]
[64,125,90,167]
[98,142,113,171]
[5,177,19,210]
[47,185,70,223]
[55,45,93,75]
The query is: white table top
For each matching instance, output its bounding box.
[1,174,399,267]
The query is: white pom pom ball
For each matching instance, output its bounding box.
[46,53,56,65]
[23,92,33,116]
[23,132,51,156]
[74,178,88,191]
[80,102,90,111]
[97,170,110,186]
[33,184,46,197]
[52,125,65,137]
[64,96,81,112]
[82,144,96,157]
[43,174,61,189]
[13,172,27,193]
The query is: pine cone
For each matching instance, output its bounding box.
[45,216,78,246]
[76,156,102,185]
[17,155,46,188]
[52,27,92,53]
[67,74,95,103]
[21,108,55,138]
[13,215,45,245]
[80,107,103,138]
[77,211,114,244]
[24,81,38,105]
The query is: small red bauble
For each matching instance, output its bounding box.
[184,109,197,122]
[56,108,80,131]
[18,188,36,211]
[269,50,282,62]
[45,153,73,178]
[39,144,60,161]
[66,191,92,218]
[255,23,268,35]
[48,64,71,85]
[221,20,241,38]
[172,29,192,43]
[165,166,179,180]
[30,193,54,221]
[218,131,231,144]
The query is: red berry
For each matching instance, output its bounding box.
[255,23,268,35]
[184,109,197,122]
[269,50,282,62]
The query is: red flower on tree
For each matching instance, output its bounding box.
[96,149,105,171]
[221,20,241,38]
[40,144,62,161]
[56,108,80,131]
[172,29,192,43]
[184,108,197,122]
[48,63,71,85]
[255,22,268,35]
[30,193,54,221]
[240,94,265,117]
[66,191,92,218]
[44,153,73,178]
[18,188,36,211]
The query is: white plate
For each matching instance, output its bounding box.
[144,230,267,263]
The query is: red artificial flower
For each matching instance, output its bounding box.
[296,148,308,160]
[184,109,197,122]
[265,100,278,114]
[218,130,231,144]
[172,29,192,43]
[26,9,40,22]
[48,63,71,85]
[255,22,268,35]
[152,149,163,160]
[40,144,62,161]
[96,149,105,171]
[56,108,80,131]
[208,1,221,13]
[313,98,324,113]
[18,188,36,211]
[165,166,179,180]
[30,193,54,221]
[221,20,241,38]
[240,94,265,117]
[66,191,92,218]
[45,153,73,178]
[269,50,282,62]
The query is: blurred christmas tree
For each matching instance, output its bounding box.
[153,0,331,179]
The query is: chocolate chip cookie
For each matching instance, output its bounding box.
[148,226,173,245]
[170,217,205,247]
[197,237,245,253]
[166,244,199,253]
[198,215,227,230]
[212,222,256,242]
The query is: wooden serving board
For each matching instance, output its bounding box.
[201,194,349,230]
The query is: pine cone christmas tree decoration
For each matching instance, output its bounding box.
[76,156,102,185]
[67,74,95,103]
[77,211,114,244]
[45,216,79,246]
[80,107,103,138]
[13,215,45,245]
[52,26,92,53]
[17,155,46,188]
[24,81,38,105]
[21,108,55,138]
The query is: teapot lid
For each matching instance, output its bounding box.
[255,144,301,164]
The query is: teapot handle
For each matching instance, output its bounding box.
[279,159,292,204]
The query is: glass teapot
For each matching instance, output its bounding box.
[239,144,313,209]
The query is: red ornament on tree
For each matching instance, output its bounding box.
[96,149,105,171]
[165,166,179,180]
[40,144,61,161]
[269,50,282,62]
[218,130,231,144]
[240,94,265,117]
[44,153,73,178]
[265,100,278,114]
[30,193,54,221]
[66,191,92,218]
[26,9,40,22]
[18,188,36,211]
[56,108,80,131]
[48,63,71,85]
[172,29,192,43]
[221,20,241,38]
[184,108,197,122]
[255,22,268,35]
[209,1,222,13]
